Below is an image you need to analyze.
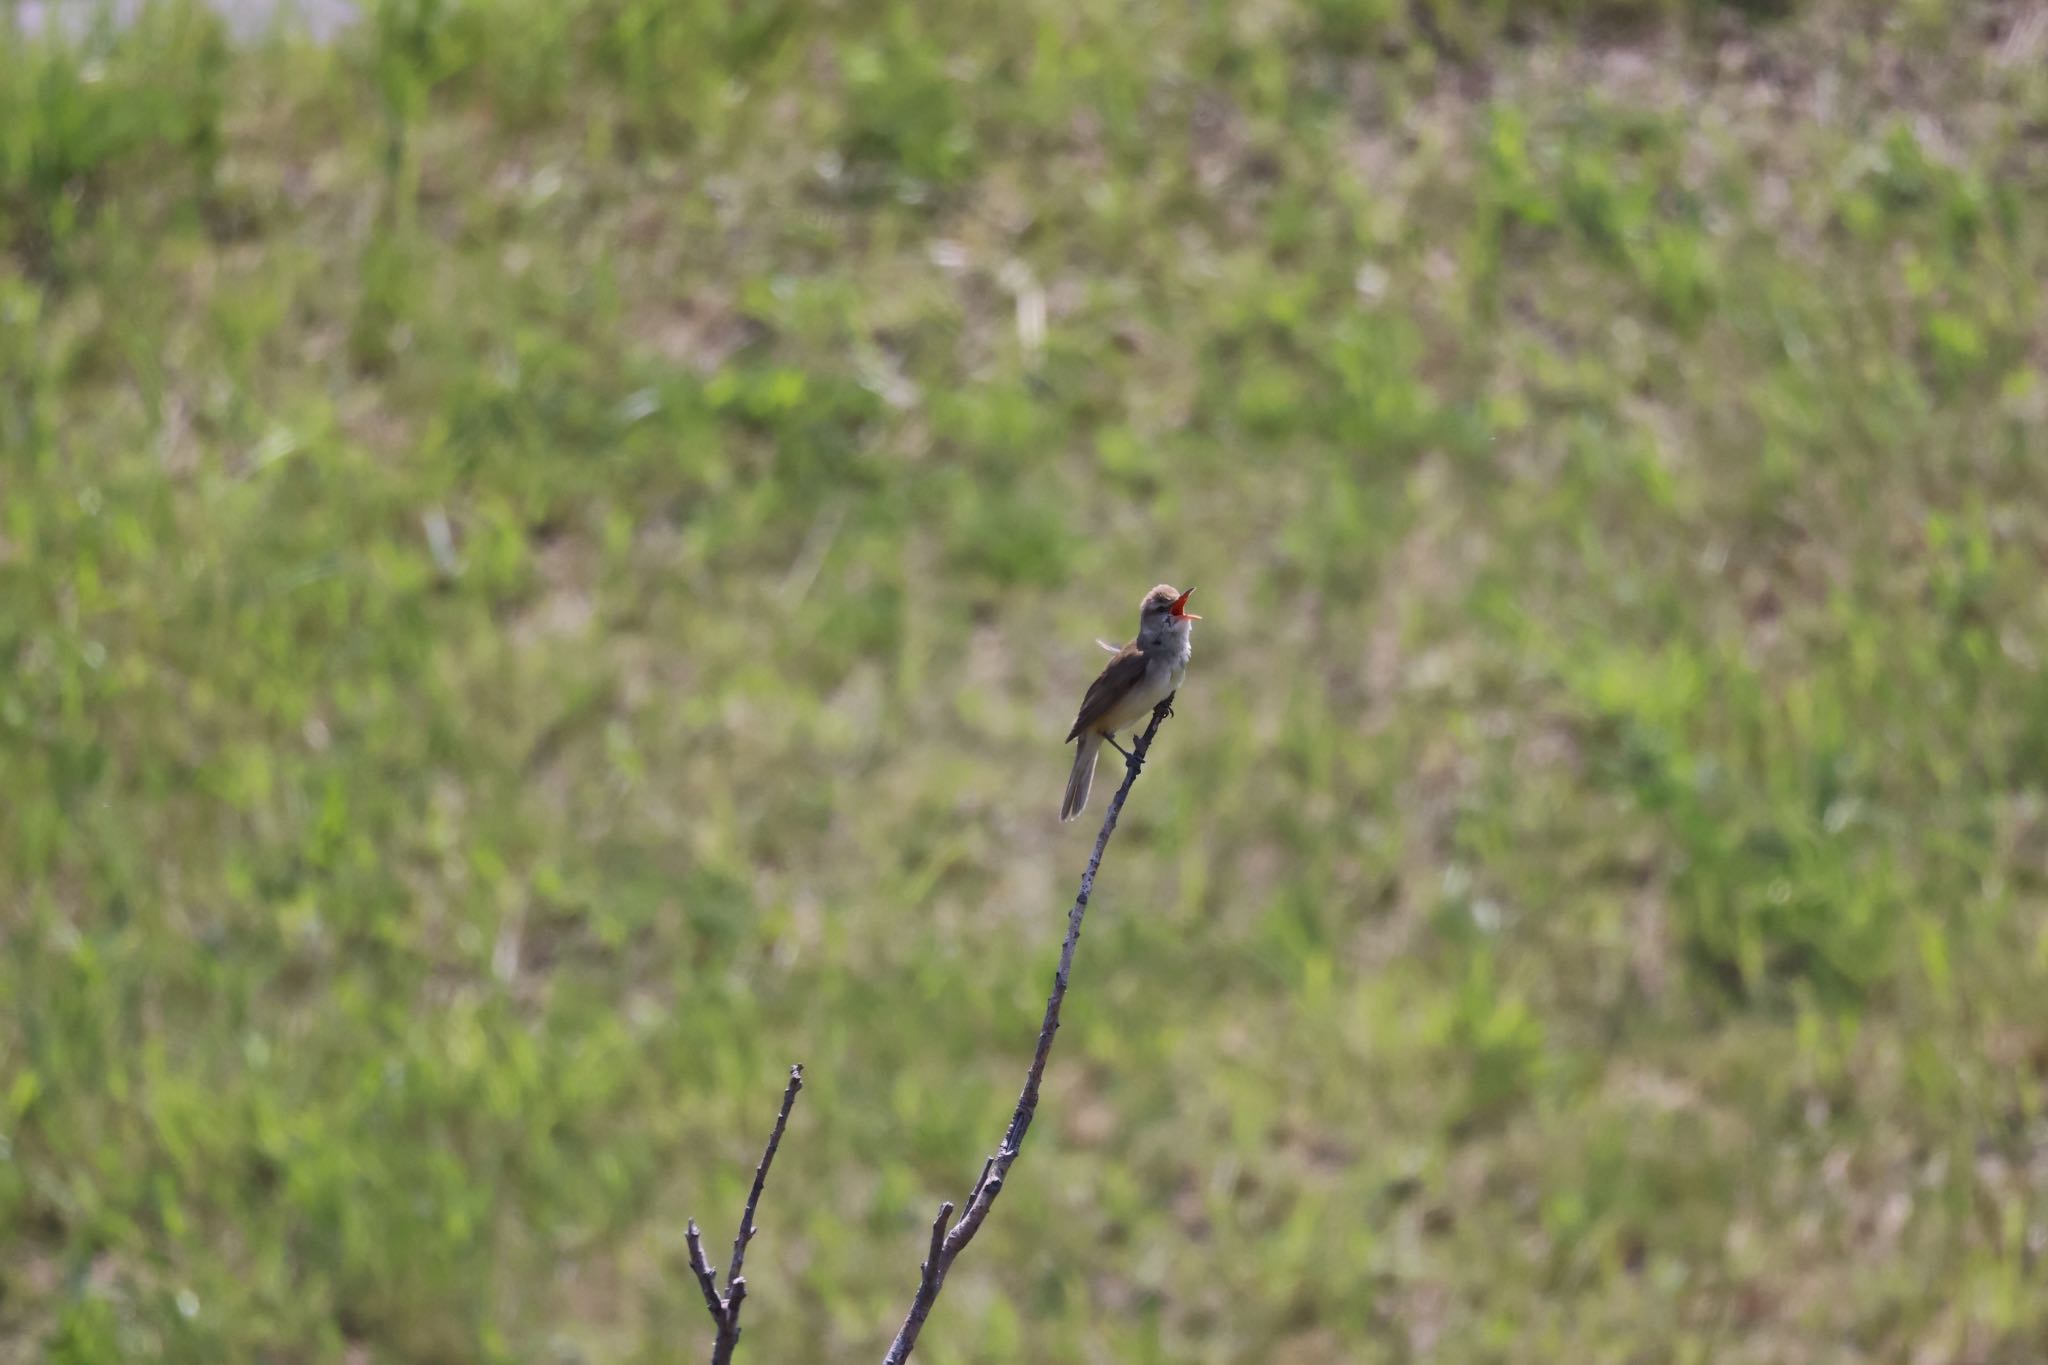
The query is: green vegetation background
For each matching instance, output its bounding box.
[3,0,2046,1359]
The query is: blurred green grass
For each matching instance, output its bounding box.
[3,0,2047,1360]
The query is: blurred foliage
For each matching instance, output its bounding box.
[3,0,2047,1360]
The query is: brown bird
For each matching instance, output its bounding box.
[1060,584,1200,822]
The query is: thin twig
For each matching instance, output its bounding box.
[687,1063,806,1365]
[728,1064,805,1290]
[883,696,1177,1363]
[686,1221,726,1322]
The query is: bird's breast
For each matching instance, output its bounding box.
[1131,654,1183,712]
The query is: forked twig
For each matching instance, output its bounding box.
[687,1063,805,1364]
[882,696,1177,1362]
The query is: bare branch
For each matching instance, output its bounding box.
[687,1063,806,1365]
[728,1064,806,1289]
[921,1201,954,1292]
[883,696,1177,1363]
[686,1220,726,1325]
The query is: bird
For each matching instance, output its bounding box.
[1060,584,1200,822]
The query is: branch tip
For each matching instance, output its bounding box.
[687,1066,810,1363]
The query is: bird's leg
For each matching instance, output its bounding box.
[1101,734,1134,762]
[1160,691,1177,719]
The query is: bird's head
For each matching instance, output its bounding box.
[1138,584,1200,641]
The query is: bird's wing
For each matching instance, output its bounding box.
[1067,642,1149,742]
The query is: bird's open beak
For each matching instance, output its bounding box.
[1171,588,1201,620]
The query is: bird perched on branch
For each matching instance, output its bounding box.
[1060,584,1200,821]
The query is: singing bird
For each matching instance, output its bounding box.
[1060,584,1200,822]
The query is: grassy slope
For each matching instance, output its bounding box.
[3,0,2047,1360]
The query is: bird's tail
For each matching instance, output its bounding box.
[1060,733,1102,823]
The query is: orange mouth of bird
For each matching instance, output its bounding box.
[1171,589,1201,620]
